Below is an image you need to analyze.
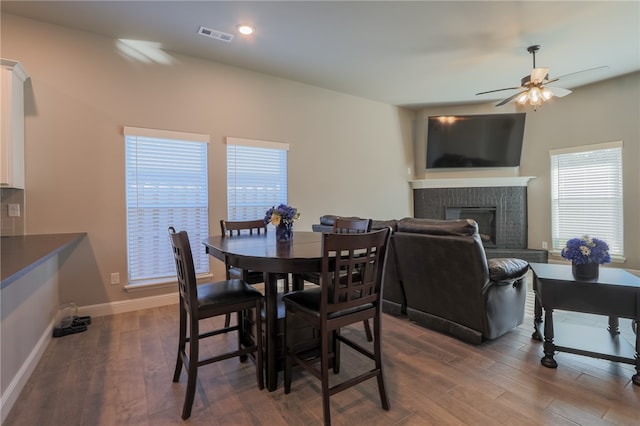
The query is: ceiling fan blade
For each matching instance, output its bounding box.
[496,90,528,106]
[476,86,522,96]
[546,65,610,85]
[548,86,572,98]
[531,67,549,84]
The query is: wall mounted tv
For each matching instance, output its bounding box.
[426,113,526,169]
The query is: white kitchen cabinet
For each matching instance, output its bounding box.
[1,59,29,189]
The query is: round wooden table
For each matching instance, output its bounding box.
[203,231,324,391]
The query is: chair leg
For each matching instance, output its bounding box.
[224,267,233,327]
[284,311,292,394]
[182,316,200,420]
[173,303,187,382]
[332,329,340,374]
[373,316,389,411]
[321,329,332,426]
[238,310,248,362]
[363,319,373,342]
[254,300,264,390]
[377,372,390,411]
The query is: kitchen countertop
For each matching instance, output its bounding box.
[1,233,86,289]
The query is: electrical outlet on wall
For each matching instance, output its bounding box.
[110,273,120,285]
[542,241,548,250]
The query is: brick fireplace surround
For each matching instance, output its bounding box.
[411,177,548,263]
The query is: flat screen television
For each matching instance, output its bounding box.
[426,113,526,169]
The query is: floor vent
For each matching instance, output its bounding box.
[197,26,234,43]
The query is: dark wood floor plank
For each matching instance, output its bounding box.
[547,398,621,426]
[5,289,640,425]
[446,385,541,426]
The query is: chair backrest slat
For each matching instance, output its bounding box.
[321,227,391,315]
[169,227,198,310]
[220,219,267,236]
[332,217,372,234]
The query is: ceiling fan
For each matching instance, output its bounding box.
[476,45,608,108]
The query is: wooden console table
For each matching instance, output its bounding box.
[529,262,640,386]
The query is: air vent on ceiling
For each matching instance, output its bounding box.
[197,26,234,43]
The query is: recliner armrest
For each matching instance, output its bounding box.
[488,258,529,282]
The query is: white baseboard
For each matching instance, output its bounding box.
[77,292,179,318]
[0,321,53,424]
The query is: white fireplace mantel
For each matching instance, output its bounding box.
[410,176,535,189]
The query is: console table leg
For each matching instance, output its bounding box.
[541,307,558,368]
[532,292,543,341]
[608,316,620,336]
[634,319,640,387]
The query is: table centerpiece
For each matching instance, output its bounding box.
[560,235,611,280]
[264,204,300,242]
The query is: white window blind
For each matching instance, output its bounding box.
[125,126,210,284]
[550,141,623,256]
[226,137,289,220]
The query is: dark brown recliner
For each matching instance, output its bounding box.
[392,218,529,344]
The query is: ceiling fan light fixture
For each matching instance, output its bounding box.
[529,87,541,103]
[541,87,554,100]
[516,92,529,104]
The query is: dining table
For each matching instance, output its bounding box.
[202,230,325,391]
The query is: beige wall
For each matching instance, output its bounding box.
[3,13,638,310]
[418,72,640,270]
[1,14,414,306]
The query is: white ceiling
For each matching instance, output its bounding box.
[3,1,639,109]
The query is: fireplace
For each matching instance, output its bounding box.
[445,206,496,247]
[411,177,532,250]
[410,177,547,263]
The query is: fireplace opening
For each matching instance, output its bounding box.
[445,206,497,247]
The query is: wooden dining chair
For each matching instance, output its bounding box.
[220,219,269,283]
[283,227,392,426]
[168,227,264,420]
[302,217,374,341]
[220,219,290,327]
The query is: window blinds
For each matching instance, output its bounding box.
[125,127,209,283]
[551,142,623,255]
[226,138,289,221]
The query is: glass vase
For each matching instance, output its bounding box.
[276,222,293,242]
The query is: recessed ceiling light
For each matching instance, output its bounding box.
[237,25,254,36]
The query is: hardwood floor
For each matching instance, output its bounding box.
[5,289,640,425]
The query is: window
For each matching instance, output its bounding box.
[550,141,623,257]
[226,137,289,220]
[125,126,209,285]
